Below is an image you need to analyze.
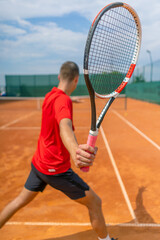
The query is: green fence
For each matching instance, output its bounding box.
[5,74,88,97]
[132,59,160,83]
[5,74,126,97]
[126,82,160,104]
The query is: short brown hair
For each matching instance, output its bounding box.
[60,61,79,82]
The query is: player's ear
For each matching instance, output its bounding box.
[58,74,60,81]
[75,75,79,84]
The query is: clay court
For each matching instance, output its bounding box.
[0,97,160,240]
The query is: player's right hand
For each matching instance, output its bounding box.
[75,144,98,168]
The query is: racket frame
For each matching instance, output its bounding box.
[82,2,142,172]
[84,2,141,132]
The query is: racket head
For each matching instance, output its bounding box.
[84,2,142,99]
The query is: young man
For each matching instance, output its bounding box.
[0,62,117,240]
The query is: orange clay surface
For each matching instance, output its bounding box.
[0,97,160,240]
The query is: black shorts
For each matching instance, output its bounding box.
[24,163,89,200]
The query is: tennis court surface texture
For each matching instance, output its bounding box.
[0,97,160,240]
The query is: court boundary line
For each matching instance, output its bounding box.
[0,126,88,130]
[100,126,138,223]
[6,221,160,228]
[112,110,160,151]
[0,127,40,130]
[0,112,36,129]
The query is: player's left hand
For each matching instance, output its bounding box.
[71,97,84,103]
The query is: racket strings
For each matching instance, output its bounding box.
[107,9,137,35]
[92,32,135,63]
[88,6,138,95]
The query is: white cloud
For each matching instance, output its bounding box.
[0,23,26,36]
[0,0,157,20]
[0,23,86,56]
[0,19,86,75]
[0,0,160,81]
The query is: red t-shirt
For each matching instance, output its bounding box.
[32,87,74,175]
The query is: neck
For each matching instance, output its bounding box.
[58,82,72,96]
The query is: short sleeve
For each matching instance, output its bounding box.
[54,95,72,125]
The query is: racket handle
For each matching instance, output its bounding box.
[81,131,98,172]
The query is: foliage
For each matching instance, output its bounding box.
[132,74,145,83]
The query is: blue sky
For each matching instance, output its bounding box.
[0,0,160,85]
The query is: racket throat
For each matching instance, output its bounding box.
[89,129,99,137]
[96,97,115,129]
[84,73,97,132]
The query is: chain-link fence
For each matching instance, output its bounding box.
[4,74,88,97]
[126,59,160,104]
[132,59,160,83]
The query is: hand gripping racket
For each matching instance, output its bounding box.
[81,2,142,172]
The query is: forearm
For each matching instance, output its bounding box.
[60,118,97,168]
[59,118,78,163]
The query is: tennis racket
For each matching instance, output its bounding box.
[81,2,142,172]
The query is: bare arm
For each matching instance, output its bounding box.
[71,96,84,103]
[59,118,96,168]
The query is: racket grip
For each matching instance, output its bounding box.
[81,131,98,172]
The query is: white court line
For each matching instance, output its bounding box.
[0,127,40,130]
[6,222,90,226]
[100,126,138,223]
[6,221,160,228]
[112,110,160,151]
[0,112,36,129]
[0,126,88,130]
